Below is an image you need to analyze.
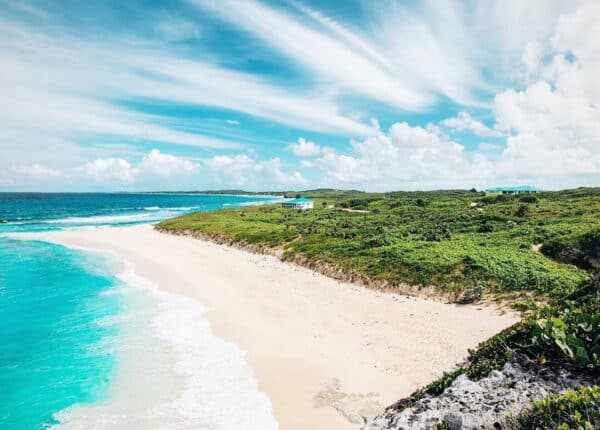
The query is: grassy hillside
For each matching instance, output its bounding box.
[158,187,600,426]
[158,188,600,301]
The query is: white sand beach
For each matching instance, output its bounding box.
[44,224,518,430]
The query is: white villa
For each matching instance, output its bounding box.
[281,198,314,210]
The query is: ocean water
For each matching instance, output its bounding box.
[0,192,277,233]
[0,193,279,430]
[0,239,121,429]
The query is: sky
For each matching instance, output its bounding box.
[1,0,599,192]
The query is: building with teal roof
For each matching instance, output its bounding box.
[281,197,314,210]
[485,185,541,194]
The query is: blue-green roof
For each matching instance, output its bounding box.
[486,185,541,192]
[283,198,313,203]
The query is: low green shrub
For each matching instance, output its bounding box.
[516,386,600,430]
[543,228,600,270]
[477,222,495,233]
[480,194,511,204]
[515,204,530,218]
[458,284,485,304]
[519,195,539,204]
[528,308,600,367]
[387,367,465,412]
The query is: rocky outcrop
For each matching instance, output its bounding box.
[363,360,594,430]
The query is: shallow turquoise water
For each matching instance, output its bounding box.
[0,193,279,429]
[0,238,121,429]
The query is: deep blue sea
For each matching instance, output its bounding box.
[0,193,278,430]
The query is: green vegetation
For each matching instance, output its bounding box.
[158,187,600,425]
[159,188,600,300]
[516,386,600,430]
[528,282,600,368]
[384,272,599,422]
[542,228,600,270]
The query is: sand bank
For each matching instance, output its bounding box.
[44,224,518,430]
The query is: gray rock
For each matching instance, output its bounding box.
[363,361,592,430]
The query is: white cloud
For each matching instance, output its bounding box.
[521,41,545,78]
[226,119,240,125]
[441,112,503,137]
[0,10,373,172]
[317,122,470,190]
[300,160,315,168]
[155,16,202,42]
[311,1,600,191]
[190,0,430,110]
[492,0,600,182]
[135,55,371,135]
[204,154,254,186]
[204,154,305,187]
[287,138,321,157]
[256,158,306,187]
[79,157,135,183]
[0,21,242,152]
[12,163,61,180]
[202,1,600,191]
[1,1,598,192]
[137,149,198,177]
[3,149,201,190]
[191,0,582,110]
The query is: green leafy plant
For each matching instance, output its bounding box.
[519,194,539,203]
[530,311,600,367]
[542,228,600,270]
[516,386,600,429]
[515,203,530,218]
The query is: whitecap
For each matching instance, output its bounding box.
[51,257,278,430]
[44,213,152,225]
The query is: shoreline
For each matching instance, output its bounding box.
[40,224,519,429]
[156,227,499,304]
[44,239,278,429]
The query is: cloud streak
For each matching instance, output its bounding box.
[0,0,597,191]
[0,7,373,171]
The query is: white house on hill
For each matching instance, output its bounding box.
[281,198,314,210]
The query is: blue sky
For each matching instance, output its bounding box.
[1,0,599,191]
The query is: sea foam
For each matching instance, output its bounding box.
[44,213,152,224]
[51,256,278,430]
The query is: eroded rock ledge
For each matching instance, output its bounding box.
[363,359,594,430]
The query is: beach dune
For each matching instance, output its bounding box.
[45,224,518,430]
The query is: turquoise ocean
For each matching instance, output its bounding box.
[0,193,279,430]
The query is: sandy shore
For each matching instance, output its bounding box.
[43,224,518,430]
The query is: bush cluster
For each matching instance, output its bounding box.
[543,228,600,270]
[516,386,600,430]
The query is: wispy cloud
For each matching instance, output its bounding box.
[0,0,596,191]
[0,8,372,169]
[190,0,431,110]
[441,112,503,137]
[287,138,321,157]
[204,154,305,187]
[189,0,575,110]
